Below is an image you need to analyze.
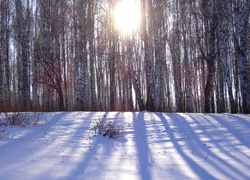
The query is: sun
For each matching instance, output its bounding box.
[114,0,141,35]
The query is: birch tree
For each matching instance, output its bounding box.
[141,0,155,111]
[231,0,250,113]
[74,0,88,110]
[0,0,11,110]
[14,0,31,110]
[214,0,237,113]
[194,0,217,113]
[1,0,249,113]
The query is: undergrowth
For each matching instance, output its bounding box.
[94,117,123,140]
[0,112,41,127]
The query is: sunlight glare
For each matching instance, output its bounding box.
[114,0,141,35]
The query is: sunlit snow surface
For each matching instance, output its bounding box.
[0,112,250,180]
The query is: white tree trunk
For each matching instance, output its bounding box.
[214,0,236,113]
[233,0,250,113]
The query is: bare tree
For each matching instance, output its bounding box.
[14,0,31,110]
[1,0,249,113]
[0,0,11,111]
[214,0,237,113]
[231,0,250,113]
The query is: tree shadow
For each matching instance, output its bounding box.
[189,114,250,164]
[0,112,68,178]
[67,111,110,178]
[181,113,250,179]
[132,111,152,180]
[0,112,67,149]
[157,112,250,179]
[156,113,217,179]
[67,112,129,179]
[209,113,250,147]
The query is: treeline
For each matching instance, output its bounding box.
[0,0,249,113]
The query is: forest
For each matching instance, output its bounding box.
[0,0,249,113]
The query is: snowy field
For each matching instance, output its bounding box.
[0,112,250,180]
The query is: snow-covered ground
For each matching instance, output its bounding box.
[0,112,250,180]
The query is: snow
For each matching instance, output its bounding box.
[0,112,250,180]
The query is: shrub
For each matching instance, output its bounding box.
[2,112,41,127]
[94,118,122,140]
[0,127,5,138]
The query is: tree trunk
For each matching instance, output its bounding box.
[127,41,145,111]
[88,0,97,111]
[214,0,236,113]
[233,0,250,113]
[15,0,30,110]
[141,0,155,111]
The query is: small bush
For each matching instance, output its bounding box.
[94,118,122,140]
[2,112,41,127]
[4,112,27,126]
[0,127,5,138]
